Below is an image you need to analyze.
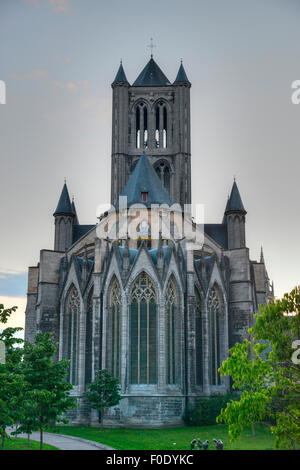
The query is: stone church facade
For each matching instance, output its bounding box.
[25,56,273,427]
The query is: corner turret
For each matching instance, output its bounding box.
[225,180,247,249]
[53,181,75,251]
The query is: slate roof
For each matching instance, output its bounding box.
[71,200,79,225]
[112,62,129,85]
[148,246,170,265]
[118,245,170,265]
[204,224,228,249]
[115,153,174,209]
[132,58,171,87]
[118,246,138,264]
[53,183,73,216]
[72,225,95,244]
[174,63,191,85]
[225,181,246,213]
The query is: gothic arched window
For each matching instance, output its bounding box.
[155,161,171,194]
[65,285,80,385]
[165,277,177,384]
[85,287,93,384]
[195,289,203,385]
[136,102,148,149]
[130,273,157,384]
[208,287,221,385]
[109,277,122,381]
[155,101,167,148]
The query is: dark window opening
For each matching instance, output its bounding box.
[136,103,148,149]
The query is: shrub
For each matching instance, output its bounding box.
[184,393,240,426]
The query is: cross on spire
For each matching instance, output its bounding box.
[147,38,157,58]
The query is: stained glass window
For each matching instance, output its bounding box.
[109,277,122,381]
[195,289,203,385]
[130,273,157,384]
[65,285,80,385]
[166,277,177,384]
[208,287,221,385]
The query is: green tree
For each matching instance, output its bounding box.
[217,287,300,449]
[217,339,272,439]
[251,287,300,449]
[85,369,122,430]
[0,304,24,450]
[12,397,38,448]
[22,333,76,449]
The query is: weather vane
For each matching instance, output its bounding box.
[147,38,157,58]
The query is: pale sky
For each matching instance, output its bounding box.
[1,0,300,330]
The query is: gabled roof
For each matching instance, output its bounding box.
[225,181,246,214]
[174,62,191,85]
[112,62,129,85]
[116,153,174,209]
[132,57,171,87]
[53,183,74,216]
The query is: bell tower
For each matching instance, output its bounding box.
[111,56,192,208]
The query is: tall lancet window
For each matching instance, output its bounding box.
[109,277,122,381]
[155,102,167,148]
[208,287,221,385]
[65,285,80,385]
[136,102,148,149]
[155,161,171,194]
[195,289,203,385]
[165,277,177,384]
[85,287,93,385]
[130,273,157,384]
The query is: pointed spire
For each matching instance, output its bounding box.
[133,57,171,87]
[53,182,74,216]
[71,197,79,225]
[260,246,265,264]
[112,61,129,86]
[174,61,191,86]
[222,195,230,224]
[116,152,174,209]
[225,180,246,214]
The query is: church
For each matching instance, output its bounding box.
[25,55,273,427]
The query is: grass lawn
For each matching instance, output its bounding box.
[48,423,275,450]
[2,437,58,450]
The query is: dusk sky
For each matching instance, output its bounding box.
[1,0,300,330]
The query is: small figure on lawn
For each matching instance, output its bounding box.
[202,440,209,450]
[196,439,203,450]
[213,439,224,450]
[190,439,198,450]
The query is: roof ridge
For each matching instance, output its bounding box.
[133,57,171,87]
